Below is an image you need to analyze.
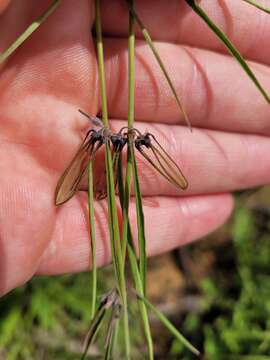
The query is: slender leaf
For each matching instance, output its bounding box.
[136,292,200,357]
[88,160,97,320]
[242,0,270,13]
[185,0,270,103]
[0,0,61,64]
[121,0,136,260]
[126,1,192,130]
[95,0,109,127]
[128,244,154,360]
[123,0,148,295]
[127,1,135,130]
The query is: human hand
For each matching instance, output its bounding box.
[0,0,269,295]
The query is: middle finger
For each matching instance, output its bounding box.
[104,39,270,135]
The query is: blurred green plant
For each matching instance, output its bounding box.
[168,194,270,359]
[0,270,111,359]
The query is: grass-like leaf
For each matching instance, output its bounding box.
[87,160,97,320]
[185,0,270,103]
[136,292,200,357]
[95,1,130,358]
[128,244,154,360]
[121,6,153,359]
[95,0,109,127]
[120,4,135,261]
[242,0,270,13]
[0,0,61,64]
[126,0,192,131]
[125,0,147,296]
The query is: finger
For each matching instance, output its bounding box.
[0,0,98,114]
[106,120,270,197]
[37,192,234,275]
[0,0,10,13]
[101,0,270,66]
[0,0,99,173]
[0,160,55,296]
[104,39,270,134]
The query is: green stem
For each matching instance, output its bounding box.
[127,2,135,129]
[128,244,154,360]
[95,0,108,127]
[126,0,147,297]
[126,1,192,130]
[121,0,135,260]
[137,293,200,356]
[0,0,61,64]
[95,1,130,358]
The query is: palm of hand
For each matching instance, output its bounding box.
[1,0,270,295]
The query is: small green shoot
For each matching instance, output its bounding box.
[128,244,154,360]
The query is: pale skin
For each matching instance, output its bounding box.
[0,0,269,296]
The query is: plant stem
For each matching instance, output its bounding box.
[95,1,130,358]
[95,0,108,127]
[126,1,191,130]
[121,0,135,260]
